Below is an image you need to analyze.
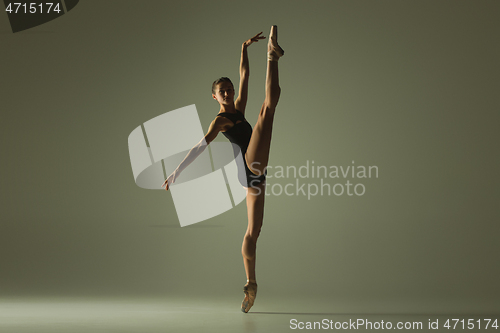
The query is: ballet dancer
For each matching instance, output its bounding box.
[162,25,284,313]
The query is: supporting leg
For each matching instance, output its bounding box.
[242,184,265,280]
[241,183,265,313]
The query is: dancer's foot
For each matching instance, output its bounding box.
[268,25,284,62]
[241,281,258,313]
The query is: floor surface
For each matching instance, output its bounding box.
[1,297,498,333]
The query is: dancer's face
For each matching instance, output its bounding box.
[212,82,235,105]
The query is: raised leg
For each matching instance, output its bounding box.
[245,25,283,176]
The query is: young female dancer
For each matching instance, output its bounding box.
[161,26,284,313]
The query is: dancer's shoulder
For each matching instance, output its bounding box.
[214,114,235,127]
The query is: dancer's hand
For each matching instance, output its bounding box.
[243,32,265,47]
[161,170,181,191]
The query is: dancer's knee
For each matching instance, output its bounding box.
[242,234,258,260]
[265,97,280,110]
[265,86,281,109]
[245,230,260,244]
[260,103,277,119]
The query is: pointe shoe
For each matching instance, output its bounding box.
[268,25,284,61]
[241,281,258,313]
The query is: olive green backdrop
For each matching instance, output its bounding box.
[1,0,499,314]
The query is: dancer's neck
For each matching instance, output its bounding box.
[219,103,236,114]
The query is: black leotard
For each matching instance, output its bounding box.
[217,110,266,188]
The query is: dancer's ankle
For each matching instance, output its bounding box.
[247,279,256,284]
[267,54,280,62]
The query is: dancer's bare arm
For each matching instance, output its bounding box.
[161,116,231,190]
[235,32,265,115]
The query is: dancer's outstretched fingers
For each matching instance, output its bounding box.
[161,173,177,191]
[244,32,265,46]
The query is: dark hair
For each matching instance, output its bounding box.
[212,77,233,95]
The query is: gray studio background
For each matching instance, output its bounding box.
[1,0,499,313]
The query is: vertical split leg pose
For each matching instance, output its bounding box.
[162,26,284,313]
